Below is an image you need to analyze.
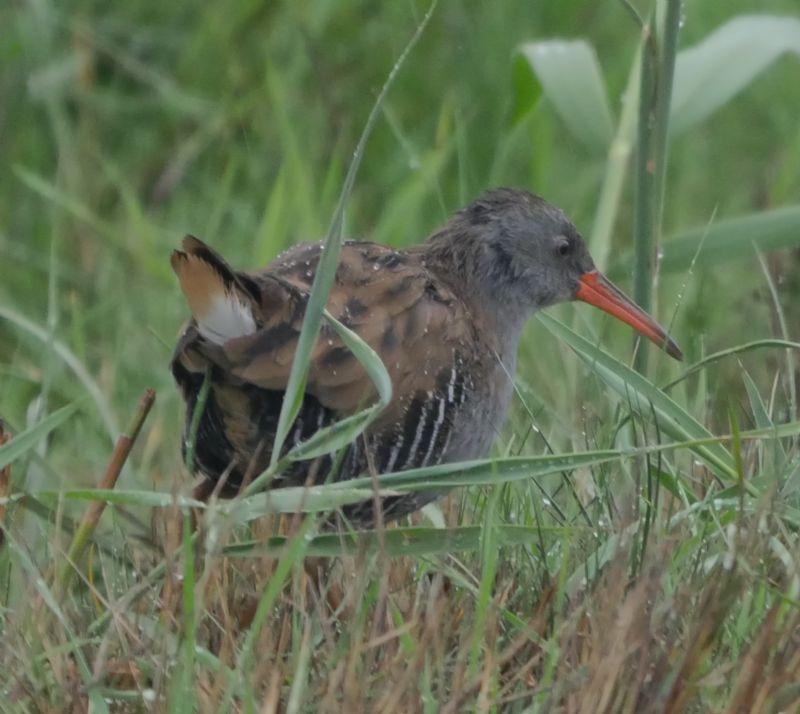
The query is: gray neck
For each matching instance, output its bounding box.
[421,243,531,363]
[473,296,529,363]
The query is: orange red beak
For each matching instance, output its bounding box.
[576,270,683,360]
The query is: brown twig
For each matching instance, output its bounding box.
[55,388,156,597]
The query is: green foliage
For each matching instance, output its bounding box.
[655,205,800,273]
[671,15,800,133]
[0,401,82,471]
[2,0,800,711]
[516,39,613,151]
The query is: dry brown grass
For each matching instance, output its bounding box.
[2,506,798,714]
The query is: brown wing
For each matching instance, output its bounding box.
[218,240,477,416]
[171,236,480,519]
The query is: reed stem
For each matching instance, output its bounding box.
[633,0,683,372]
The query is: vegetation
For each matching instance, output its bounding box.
[2,0,800,711]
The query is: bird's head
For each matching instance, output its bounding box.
[427,187,683,360]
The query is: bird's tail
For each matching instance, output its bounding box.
[171,236,259,345]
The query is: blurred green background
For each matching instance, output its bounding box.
[2,0,799,493]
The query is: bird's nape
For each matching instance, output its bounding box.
[575,269,683,360]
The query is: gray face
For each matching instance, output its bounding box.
[459,188,596,310]
[425,186,683,360]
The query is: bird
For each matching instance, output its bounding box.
[170,187,682,526]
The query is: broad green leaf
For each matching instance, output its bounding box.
[0,401,82,470]
[672,16,800,134]
[537,312,738,481]
[517,39,613,151]
[510,52,543,126]
[661,205,800,273]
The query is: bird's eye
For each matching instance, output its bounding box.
[556,238,571,257]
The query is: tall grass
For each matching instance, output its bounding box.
[2,0,800,711]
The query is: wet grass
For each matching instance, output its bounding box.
[2,0,800,711]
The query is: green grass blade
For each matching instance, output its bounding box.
[174,511,197,714]
[43,414,800,518]
[742,370,776,433]
[242,308,394,495]
[286,619,314,714]
[269,0,437,465]
[0,401,83,471]
[742,367,788,471]
[284,412,378,462]
[32,486,379,520]
[537,311,737,481]
[336,451,623,491]
[282,310,393,461]
[222,525,580,559]
[13,165,116,239]
[662,339,800,391]
[588,46,641,272]
[38,489,204,509]
[632,18,657,330]
[0,305,119,440]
